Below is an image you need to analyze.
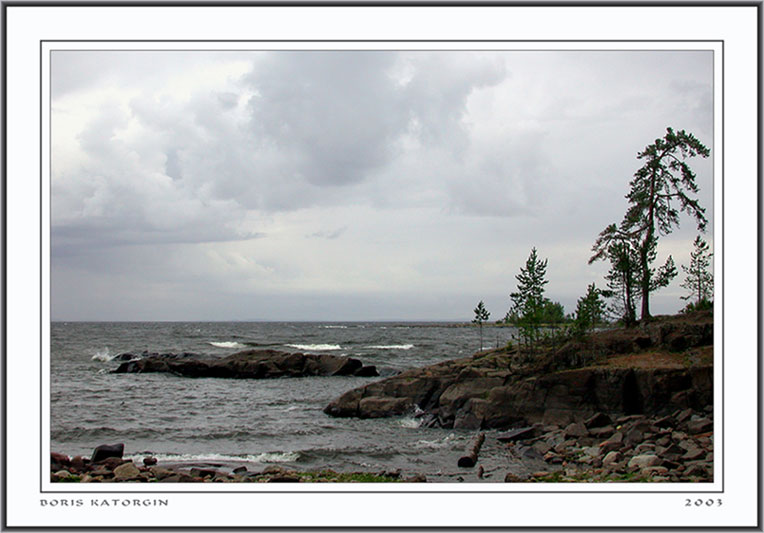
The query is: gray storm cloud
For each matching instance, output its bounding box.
[50,50,713,320]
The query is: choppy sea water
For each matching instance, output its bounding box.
[50,322,527,482]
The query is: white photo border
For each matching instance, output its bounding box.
[5,3,759,528]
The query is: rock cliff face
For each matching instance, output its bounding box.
[113,349,378,379]
[324,312,713,428]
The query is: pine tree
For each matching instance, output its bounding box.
[472,300,490,351]
[590,128,709,321]
[680,235,713,309]
[509,247,549,353]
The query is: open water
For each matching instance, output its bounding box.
[50,321,527,482]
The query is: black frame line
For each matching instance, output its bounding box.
[38,39,725,496]
[0,1,754,530]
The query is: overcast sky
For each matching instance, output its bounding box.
[51,49,714,321]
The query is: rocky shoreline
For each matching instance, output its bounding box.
[51,444,422,483]
[51,405,712,484]
[325,312,713,429]
[499,407,713,482]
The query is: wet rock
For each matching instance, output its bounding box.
[602,451,622,468]
[190,467,218,479]
[51,452,71,468]
[564,422,588,438]
[497,426,535,442]
[624,429,644,447]
[71,456,88,471]
[113,462,141,480]
[590,425,615,438]
[600,431,624,453]
[682,447,706,461]
[404,473,427,483]
[687,417,713,434]
[585,412,613,428]
[358,397,414,418]
[232,466,248,474]
[142,456,158,466]
[684,464,710,478]
[91,443,124,463]
[504,472,525,482]
[628,455,661,469]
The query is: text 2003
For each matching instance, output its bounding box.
[686,499,722,507]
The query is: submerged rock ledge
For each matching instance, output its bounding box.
[325,312,713,428]
[112,349,379,379]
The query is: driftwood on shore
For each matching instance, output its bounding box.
[458,432,485,467]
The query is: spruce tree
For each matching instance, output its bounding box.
[680,235,714,309]
[509,247,548,353]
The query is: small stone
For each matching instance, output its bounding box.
[584,412,613,429]
[149,466,173,479]
[564,422,588,438]
[682,447,706,461]
[602,451,622,467]
[190,467,218,479]
[653,415,675,428]
[51,452,71,467]
[582,446,601,458]
[404,473,427,483]
[532,441,552,455]
[232,466,248,474]
[543,451,564,464]
[676,409,694,423]
[634,443,655,454]
[142,456,158,466]
[590,425,615,438]
[684,464,709,478]
[642,466,669,476]
[687,418,713,434]
[113,462,141,480]
[599,431,624,453]
[628,454,661,469]
[624,429,644,447]
[504,472,524,482]
[554,439,577,454]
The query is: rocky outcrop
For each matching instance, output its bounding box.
[113,349,378,379]
[325,312,713,428]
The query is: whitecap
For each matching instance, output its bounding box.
[91,348,112,362]
[366,344,414,350]
[320,325,347,329]
[286,343,341,351]
[208,341,246,349]
[125,451,300,464]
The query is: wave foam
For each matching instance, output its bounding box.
[286,343,341,351]
[91,349,112,362]
[320,325,347,329]
[125,451,300,464]
[367,344,414,350]
[208,341,247,349]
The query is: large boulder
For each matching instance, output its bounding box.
[91,443,124,463]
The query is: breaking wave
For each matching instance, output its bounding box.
[367,344,414,350]
[286,344,342,351]
[208,341,247,349]
[90,349,113,362]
